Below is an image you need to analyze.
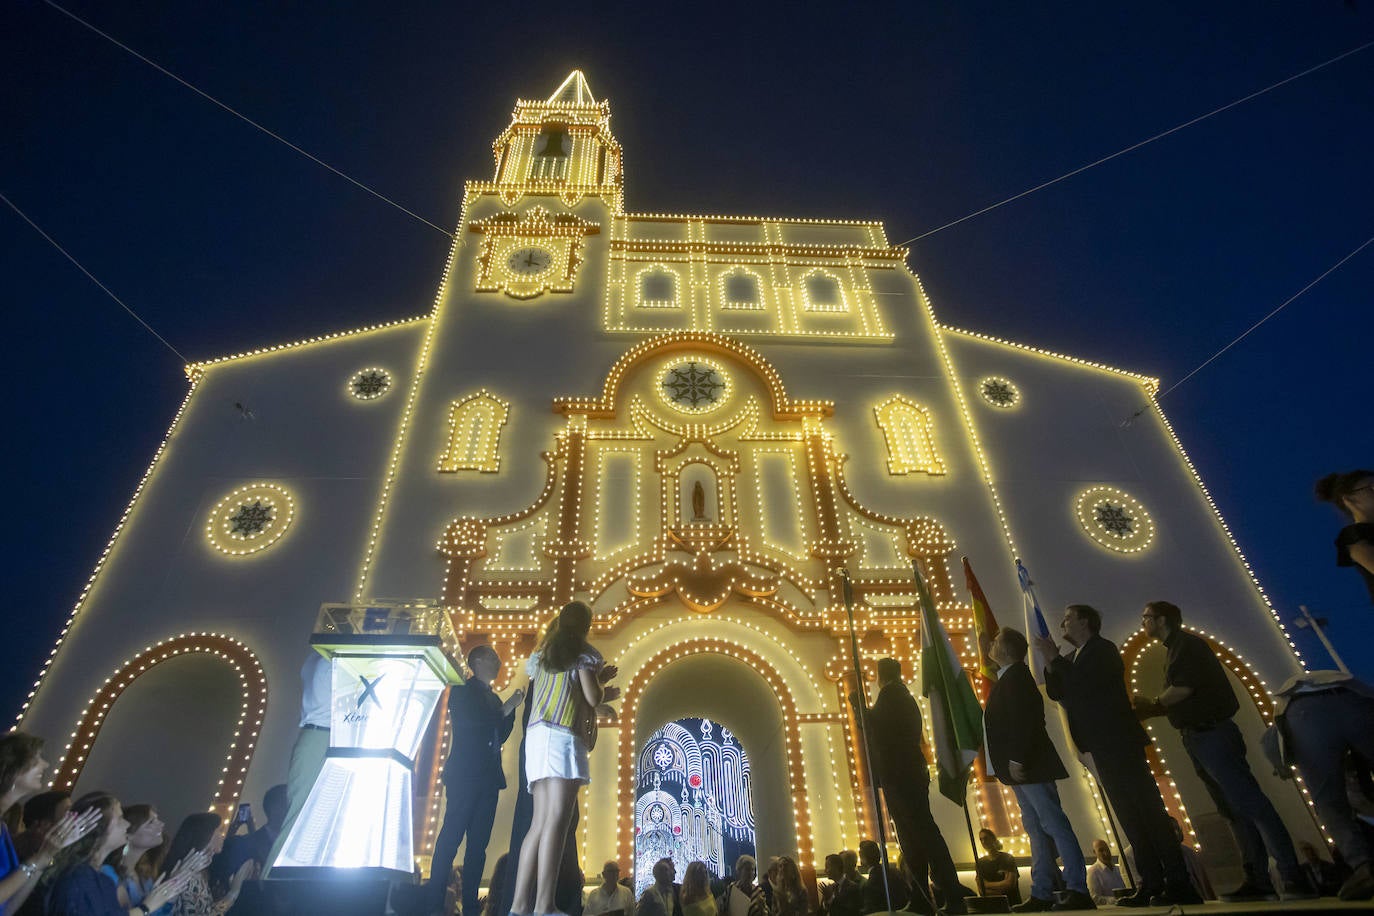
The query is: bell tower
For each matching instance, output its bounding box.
[489,70,624,209]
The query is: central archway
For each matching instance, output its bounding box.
[622,644,806,874]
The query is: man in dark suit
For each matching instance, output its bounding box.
[1033,605,1197,908]
[985,627,1094,912]
[427,645,524,916]
[857,840,910,914]
[852,657,975,915]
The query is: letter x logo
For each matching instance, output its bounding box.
[357,674,384,709]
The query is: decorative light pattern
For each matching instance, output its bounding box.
[469,207,600,300]
[183,316,428,379]
[602,218,897,340]
[634,717,756,891]
[52,633,266,822]
[873,396,946,476]
[978,376,1019,409]
[349,367,393,401]
[205,483,296,556]
[1074,486,1155,554]
[437,390,510,473]
[718,266,765,310]
[800,269,848,313]
[658,358,731,415]
[635,264,681,309]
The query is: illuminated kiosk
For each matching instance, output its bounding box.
[270,604,462,879]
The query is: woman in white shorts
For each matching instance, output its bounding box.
[510,601,619,916]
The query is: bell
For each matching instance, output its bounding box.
[537,128,569,157]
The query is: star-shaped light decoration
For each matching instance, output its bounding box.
[206,482,296,556]
[1094,502,1135,537]
[1074,485,1155,554]
[349,368,391,400]
[229,500,273,537]
[660,359,729,413]
[980,376,1020,408]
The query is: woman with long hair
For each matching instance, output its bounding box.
[766,857,808,916]
[1316,469,1374,604]
[102,805,170,912]
[508,602,619,916]
[0,732,100,914]
[44,792,194,915]
[680,861,717,916]
[161,813,253,916]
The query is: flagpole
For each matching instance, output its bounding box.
[960,783,981,881]
[1083,763,1136,890]
[835,568,897,915]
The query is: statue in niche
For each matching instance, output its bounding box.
[691,481,708,522]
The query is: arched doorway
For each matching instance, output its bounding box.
[55,634,267,825]
[625,647,802,877]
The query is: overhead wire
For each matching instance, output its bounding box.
[1119,234,1372,426]
[42,0,454,238]
[895,39,1374,248]
[2,191,189,364]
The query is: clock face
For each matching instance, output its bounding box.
[507,246,553,275]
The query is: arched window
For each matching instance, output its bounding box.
[637,265,680,309]
[801,270,847,313]
[874,396,945,475]
[438,391,510,473]
[719,268,763,310]
[530,124,570,180]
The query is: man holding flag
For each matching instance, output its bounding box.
[851,655,975,915]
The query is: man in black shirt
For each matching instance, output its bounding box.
[428,645,524,916]
[1133,600,1313,903]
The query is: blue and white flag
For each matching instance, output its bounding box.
[1017,559,1052,684]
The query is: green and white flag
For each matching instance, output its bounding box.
[915,560,983,805]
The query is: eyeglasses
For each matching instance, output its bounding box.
[1141,614,1160,621]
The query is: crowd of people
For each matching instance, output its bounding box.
[3,469,1371,915]
[0,730,283,915]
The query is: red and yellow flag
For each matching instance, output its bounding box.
[962,556,1000,684]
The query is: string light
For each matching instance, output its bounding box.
[348,367,394,401]
[51,633,266,821]
[1073,486,1156,555]
[204,483,297,556]
[872,396,946,476]
[437,390,510,473]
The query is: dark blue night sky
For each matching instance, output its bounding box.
[3,2,1372,720]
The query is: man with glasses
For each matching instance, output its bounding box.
[1133,600,1315,902]
[1033,605,1197,908]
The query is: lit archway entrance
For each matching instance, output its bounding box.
[635,716,757,890]
[624,646,803,886]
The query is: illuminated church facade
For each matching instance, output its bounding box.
[17,72,1324,887]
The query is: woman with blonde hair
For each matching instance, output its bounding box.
[508,602,619,916]
[680,861,716,916]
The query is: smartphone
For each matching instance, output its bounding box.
[234,803,253,825]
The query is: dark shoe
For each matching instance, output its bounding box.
[1340,862,1374,901]
[1280,876,1320,901]
[1220,878,1278,902]
[1148,886,1203,907]
[940,885,977,915]
[1011,898,1055,913]
[1051,890,1096,910]
[1113,889,1157,908]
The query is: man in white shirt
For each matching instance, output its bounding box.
[264,649,332,874]
[585,861,635,916]
[1087,839,1125,906]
